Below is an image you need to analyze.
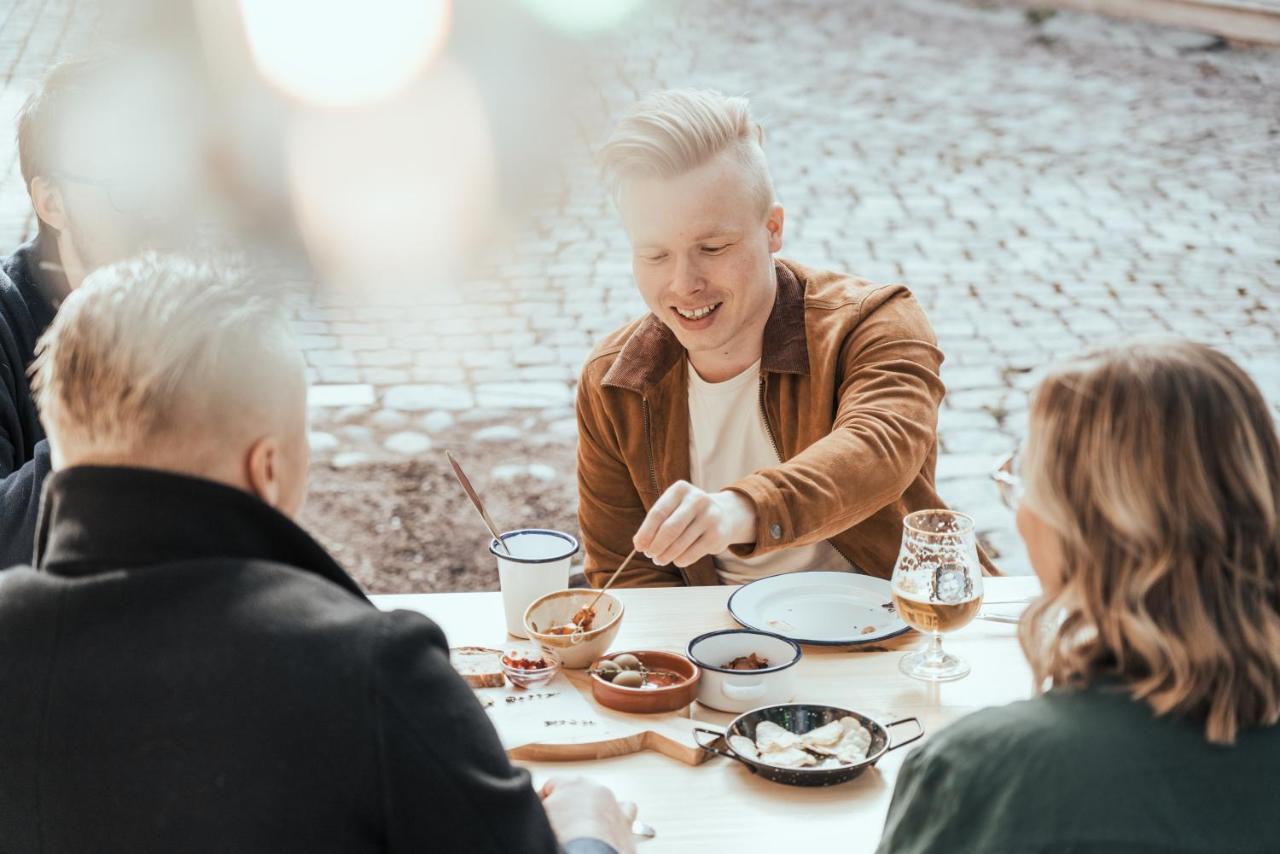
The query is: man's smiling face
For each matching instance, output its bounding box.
[619,149,784,379]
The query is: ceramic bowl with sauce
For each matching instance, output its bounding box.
[523,589,624,669]
[589,650,701,714]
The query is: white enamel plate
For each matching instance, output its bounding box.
[728,572,910,646]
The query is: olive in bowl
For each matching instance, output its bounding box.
[589,650,700,714]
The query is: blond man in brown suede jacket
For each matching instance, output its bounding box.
[578,89,992,588]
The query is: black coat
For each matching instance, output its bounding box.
[0,466,606,853]
[0,235,62,570]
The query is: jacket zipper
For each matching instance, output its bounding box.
[641,397,659,494]
[757,376,782,462]
[827,531,860,572]
[758,374,861,572]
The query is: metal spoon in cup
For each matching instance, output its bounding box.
[445,450,513,556]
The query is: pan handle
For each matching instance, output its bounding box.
[693,726,760,775]
[884,717,925,752]
[693,726,743,760]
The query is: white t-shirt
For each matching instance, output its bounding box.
[686,359,852,585]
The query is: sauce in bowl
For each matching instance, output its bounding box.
[640,668,686,689]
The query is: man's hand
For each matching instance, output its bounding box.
[632,481,757,567]
[540,777,637,854]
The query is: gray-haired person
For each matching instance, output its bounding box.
[0,253,635,854]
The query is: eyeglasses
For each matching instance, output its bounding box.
[49,170,154,217]
[990,447,1023,511]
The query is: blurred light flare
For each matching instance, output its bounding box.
[286,61,498,291]
[237,0,451,105]
[181,0,595,296]
[518,0,644,34]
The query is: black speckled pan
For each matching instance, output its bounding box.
[694,703,923,787]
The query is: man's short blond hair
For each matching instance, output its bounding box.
[599,88,776,215]
[31,253,304,462]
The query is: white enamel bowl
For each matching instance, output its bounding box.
[686,629,802,713]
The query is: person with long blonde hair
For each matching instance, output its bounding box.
[877,337,1280,853]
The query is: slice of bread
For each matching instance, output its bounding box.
[450,646,505,688]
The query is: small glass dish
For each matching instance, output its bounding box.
[500,646,562,689]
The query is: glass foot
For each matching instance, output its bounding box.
[899,646,970,682]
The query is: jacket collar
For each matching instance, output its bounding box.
[34,466,368,602]
[602,258,810,394]
[3,232,70,324]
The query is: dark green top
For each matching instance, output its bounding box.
[877,685,1280,854]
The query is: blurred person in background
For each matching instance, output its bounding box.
[877,338,1280,853]
[1,55,196,568]
[577,88,994,587]
[0,253,634,854]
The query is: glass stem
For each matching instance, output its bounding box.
[927,631,945,662]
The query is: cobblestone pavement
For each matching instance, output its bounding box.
[3,0,1279,575]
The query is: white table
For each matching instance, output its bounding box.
[373,576,1040,853]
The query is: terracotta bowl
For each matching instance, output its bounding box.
[590,650,701,714]
[523,589,624,669]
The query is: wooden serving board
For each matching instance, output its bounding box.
[509,714,715,766]
[480,669,719,767]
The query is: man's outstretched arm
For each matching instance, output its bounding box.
[725,288,944,559]
[575,376,684,588]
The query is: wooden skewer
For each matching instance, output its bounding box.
[573,547,639,628]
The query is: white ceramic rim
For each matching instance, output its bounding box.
[726,572,911,646]
[489,528,580,564]
[686,629,802,674]
[523,589,625,641]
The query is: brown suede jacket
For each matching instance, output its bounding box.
[576,258,996,588]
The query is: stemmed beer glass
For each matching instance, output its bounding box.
[890,510,984,682]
